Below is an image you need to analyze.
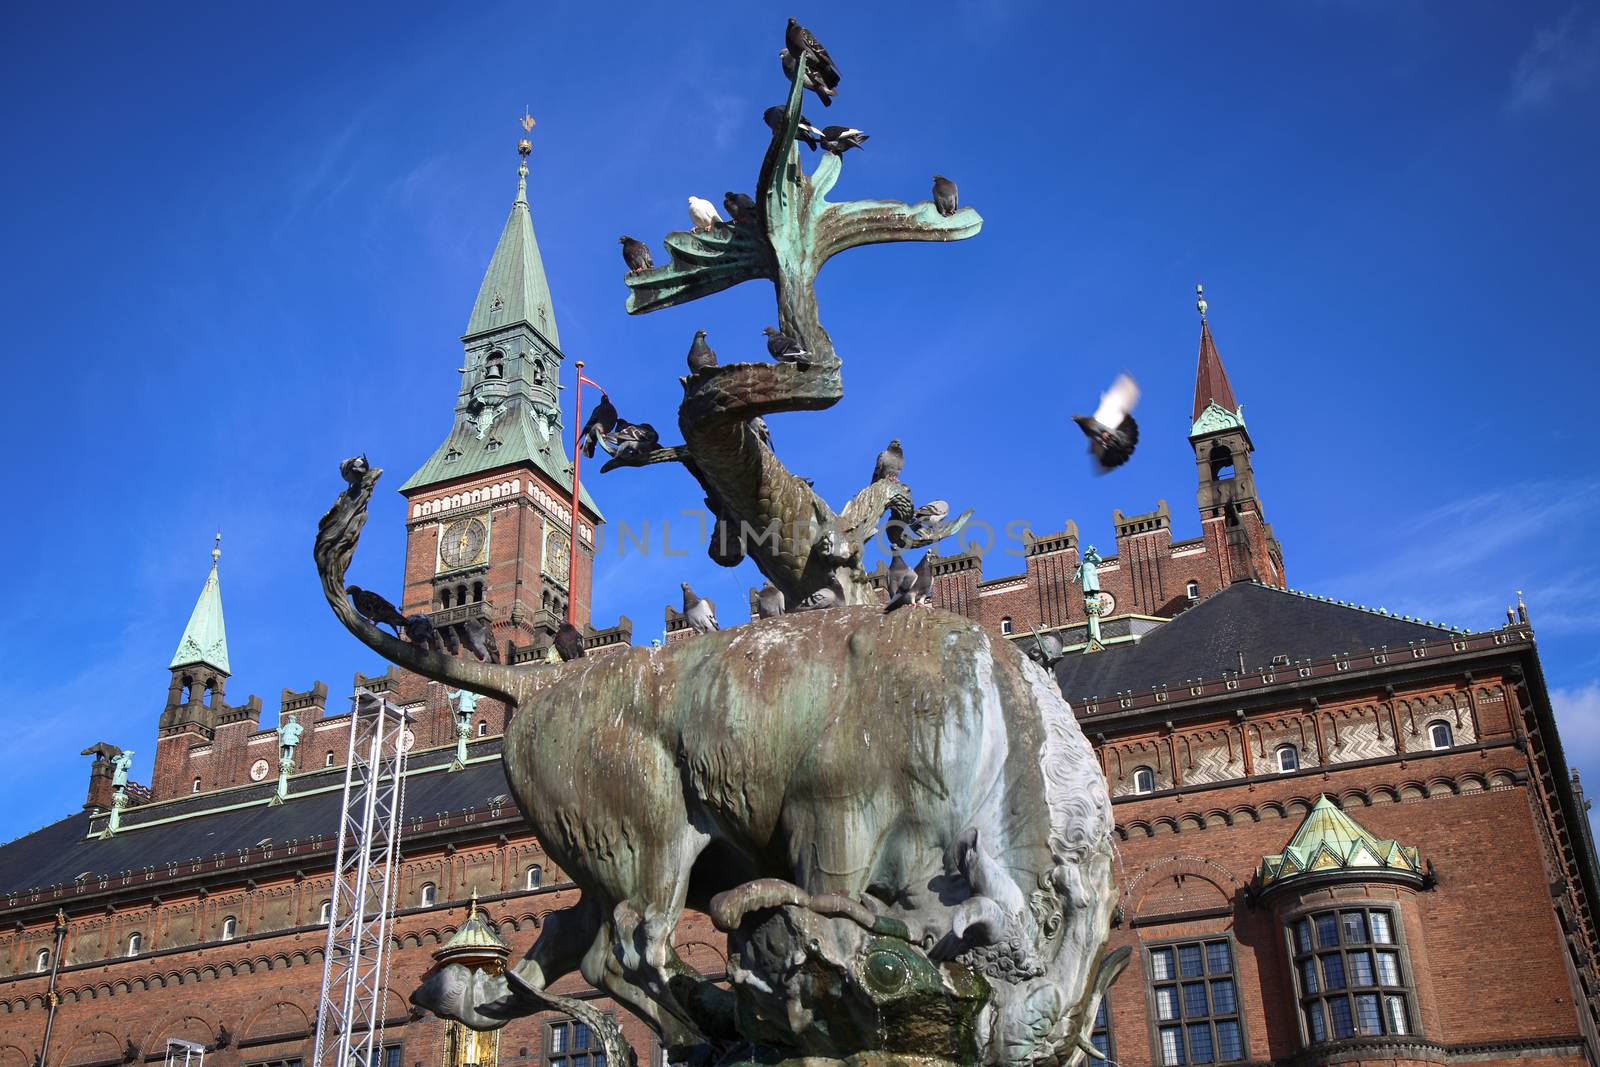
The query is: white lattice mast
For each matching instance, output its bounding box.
[313,691,412,1067]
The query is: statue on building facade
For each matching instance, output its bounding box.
[276,714,303,767]
[1075,547,1102,596]
[313,22,1120,1067]
[110,749,133,790]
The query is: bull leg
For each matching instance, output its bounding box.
[509,895,602,991]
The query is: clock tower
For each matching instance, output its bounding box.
[397,136,601,663]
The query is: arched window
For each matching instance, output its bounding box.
[478,720,489,737]
[440,587,453,609]
[420,882,436,907]
[180,676,193,704]
[526,865,543,890]
[457,583,468,605]
[1000,617,1013,635]
[221,916,237,941]
[1209,443,1235,481]
[472,581,484,603]
[1186,580,1200,601]
[1428,721,1453,750]
[325,751,335,767]
[1131,767,1155,795]
[319,900,333,924]
[126,932,142,957]
[203,681,215,707]
[485,351,504,380]
[191,777,202,794]
[35,948,49,973]
[1276,744,1299,773]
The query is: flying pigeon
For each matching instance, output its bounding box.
[346,585,407,635]
[909,552,934,606]
[780,48,838,107]
[1071,373,1141,471]
[687,196,724,233]
[724,191,757,225]
[763,105,824,148]
[748,416,773,448]
[606,420,660,464]
[682,583,719,634]
[762,326,810,365]
[554,622,585,662]
[872,439,905,483]
[756,582,786,619]
[619,236,654,273]
[883,554,917,612]
[932,175,959,217]
[786,17,841,88]
[579,393,619,459]
[1026,627,1066,669]
[404,614,446,653]
[820,125,868,154]
[687,330,718,374]
[339,454,369,495]
[460,616,500,663]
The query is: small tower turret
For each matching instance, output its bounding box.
[153,534,231,798]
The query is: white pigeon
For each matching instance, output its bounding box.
[687,196,724,233]
[682,582,719,633]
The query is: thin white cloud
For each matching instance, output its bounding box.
[1507,6,1600,112]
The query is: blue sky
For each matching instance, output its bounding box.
[1,1,1598,841]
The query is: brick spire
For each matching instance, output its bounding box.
[1192,285,1240,422]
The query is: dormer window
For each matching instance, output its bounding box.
[485,351,504,380]
[486,439,502,452]
[445,449,462,462]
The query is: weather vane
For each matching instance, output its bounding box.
[1196,282,1208,321]
[518,108,536,157]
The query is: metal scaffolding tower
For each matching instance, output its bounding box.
[312,691,412,1067]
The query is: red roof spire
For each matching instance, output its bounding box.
[1192,284,1240,422]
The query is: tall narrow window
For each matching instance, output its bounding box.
[1427,721,1453,750]
[1132,767,1155,795]
[1276,744,1299,773]
[35,948,49,973]
[1000,617,1013,635]
[1089,996,1113,1059]
[326,752,335,767]
[1147,938,1245,1064]
[441,587,454,609]
[319,900,333,924]
[526,865,543,890]
[420,883,437,907]
[485,351,504,380]
[1186,581,1200,600]
[192,777,202,794]
[126,932,143,957]
[478,721,489,737]
[473,581,484,603]
[1290,906,1413,1043]
[221,916,237,941]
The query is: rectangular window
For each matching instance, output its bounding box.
[1289,906,1414,1048]
[1090,997,1114,1059]
[548,1016,611,1067]
[1146,937,1245,1063]
[247,1060,303,1067]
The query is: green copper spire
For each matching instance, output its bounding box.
[169,533,230,674]
[464,147,560,346]
[1260,795,1423,890]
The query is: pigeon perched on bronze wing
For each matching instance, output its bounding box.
[763,105,823,148]
[883,554,917,612]
[347,585,407,635]
[762,326,810,365]
[459,616,500,664]
[932,175,959,217]
[619,236,653,274]
[578,393,618,459]
[1072,373,1141,471]
[553,622,585,662]
[687,196,723,233]
[780,47,837,106]
[404,614,445,653]
[756,582,786,619]
[681,583,719,633]
[910,552,934,606]
[724,191,758,225]
[872,439,905,483]
[786,17,840,88]
[601,420,661,468]
[687,330,718,374]
[339,454,369,496]
[820,125,868,154]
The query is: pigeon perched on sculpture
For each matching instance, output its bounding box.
[764,105,823,148]
[619,236,654,273]
[686,330,718,374]
[762,326,810,365]
[872,439,905,483]
[756,582,786,618]
[820,125,868,154]
[578,393,619,459]
[346,585,407,635]
[553,622,585,662]
[724,191,757,225]
[932,175,959,217]
[687,196,723,233]
[681,583,718,633]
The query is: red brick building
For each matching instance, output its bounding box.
[1,152,1595,1067]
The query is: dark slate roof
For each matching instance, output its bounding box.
[0,746,515,898]
[1054,582,1458,702]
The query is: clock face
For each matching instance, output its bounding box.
[544,530,570,578]
[249,758,271,782]
[1096,591,1116,615]
[439,517,489,571]
[399,729,416,753]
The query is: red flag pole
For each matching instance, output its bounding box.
[568,360,584,627]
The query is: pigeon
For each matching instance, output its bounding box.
[339,454,369,495]
[762,326,811,365]
[1071,373,1141,471]
[871,439,905,483]
[619,236,654,273]
[820,125,868,154]
[437,620,462,655]
[909,553,935,606]
[786,17,841,88]
[404,614,445,653]
[763,105,824,149]
[606,420,660,464]
[553,622,585,662]
[780,48,838,107]
[1027,627,1065,669]
[756,582,786,619]
[682,583,719,633]
[579,393,619,459]
[724,191,758,225]
[347,586,407,635]
[913,499,950,532]
[687,196,723,233]
[460,616,500,663]
[748,416,772,448]
[932,175,959,217]
[883,554,917,612]
[687,330,718,374]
